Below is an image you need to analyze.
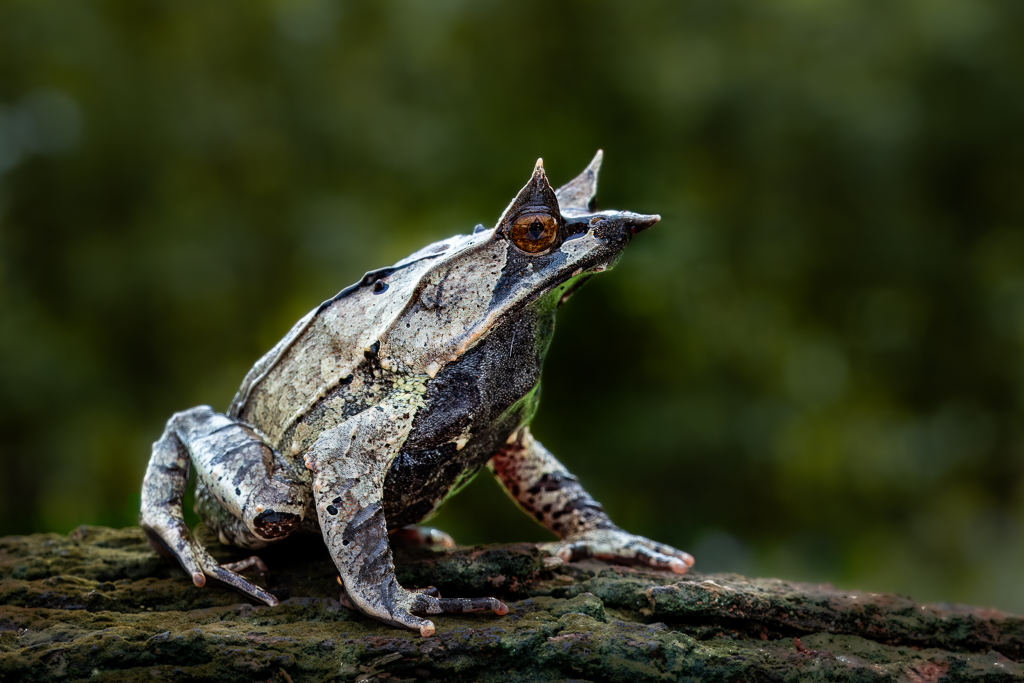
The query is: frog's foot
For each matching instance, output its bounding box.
[393,525,456,549]
[333,575,503,636]
[336,576,439,610]
[540,528,695,574]
[392,587,509,637]
[143,526,279,606]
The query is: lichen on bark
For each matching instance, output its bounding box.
[1,526,1021,682]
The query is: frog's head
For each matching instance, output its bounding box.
[489,151,659,308]
[378,152,658,376]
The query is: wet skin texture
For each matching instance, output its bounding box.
[139,152,695,636]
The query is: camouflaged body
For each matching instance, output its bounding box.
[140,152,692,637]
[227,195,629,529]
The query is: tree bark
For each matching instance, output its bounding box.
[1,526,1021,682]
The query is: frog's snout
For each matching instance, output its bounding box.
[629,212,661,234]
[587,211,661,241]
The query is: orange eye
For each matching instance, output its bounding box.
[509,213,559,253]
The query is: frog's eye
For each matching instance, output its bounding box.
[510,212,559,253]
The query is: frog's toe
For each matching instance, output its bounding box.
[386,607,437,637]
[538,539,590,563]
[143,526,206,579]
[410,592,509,617]
[604,544,690,574]
[143,522,279,605]
[610,536,695,573]
[434,596,509,615]
[645,540,695,570]
[201,559,280,606]
[221,555,271,576]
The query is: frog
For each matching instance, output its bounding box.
[140,151,695,637]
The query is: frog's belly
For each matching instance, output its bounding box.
[381,343,544,526]
[382,439,495,529]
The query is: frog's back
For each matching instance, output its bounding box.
[228,258,436,448]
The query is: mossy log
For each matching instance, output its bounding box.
[1,526,1022,682]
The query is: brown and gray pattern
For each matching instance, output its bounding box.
[139,153,680,635]
[491,428,693,573]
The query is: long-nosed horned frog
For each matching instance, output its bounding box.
[141,152,694,636]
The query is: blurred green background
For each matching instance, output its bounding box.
[3,0,1024,612]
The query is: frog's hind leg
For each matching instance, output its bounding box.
[140,406,308,606]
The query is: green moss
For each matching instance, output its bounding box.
[2,527,1023,682]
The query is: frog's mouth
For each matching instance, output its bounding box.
[553,213,657,307]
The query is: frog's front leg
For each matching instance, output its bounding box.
[489,427,695,573]
[303,400,507,636]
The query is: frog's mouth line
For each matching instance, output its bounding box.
[558,275,593,307]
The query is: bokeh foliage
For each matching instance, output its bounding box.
[2,0,1024,611]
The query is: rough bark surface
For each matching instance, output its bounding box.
[1,526,1022,682]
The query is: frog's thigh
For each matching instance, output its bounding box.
[140,406,280,605]
[174,407,307,545]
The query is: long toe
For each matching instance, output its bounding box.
[205,564,280,606]
[387,608,436,636]
[221,555,270,575]
[193,544,278,606]
[435,596,508,615]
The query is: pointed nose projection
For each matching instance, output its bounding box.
[628,212,661,234]
[631,213,661,233]
[584,210,660,242]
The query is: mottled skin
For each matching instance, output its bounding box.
[140,152,694,636]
